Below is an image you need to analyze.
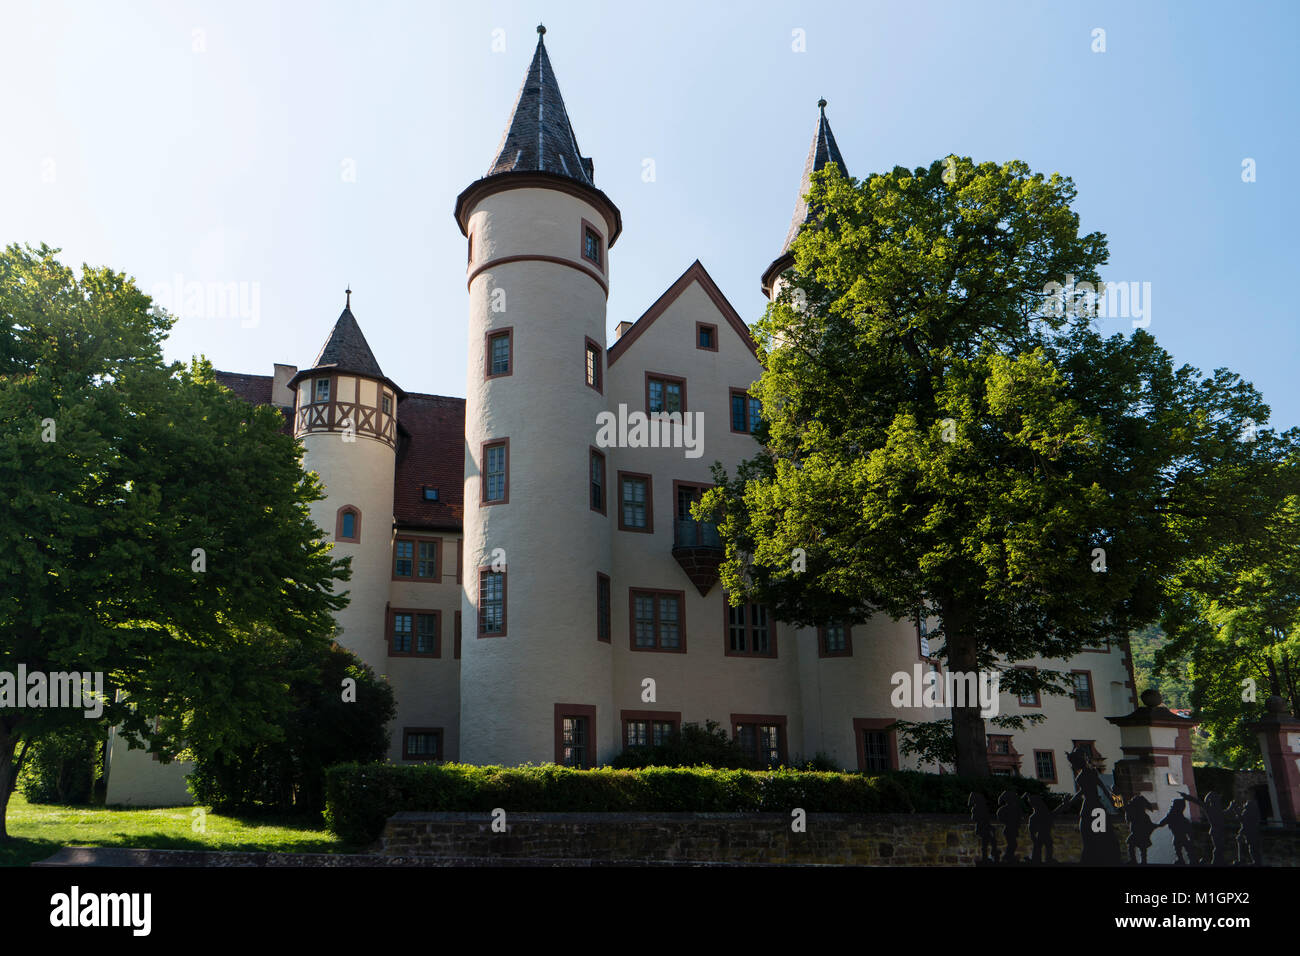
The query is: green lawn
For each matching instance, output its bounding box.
[0,794,356,867]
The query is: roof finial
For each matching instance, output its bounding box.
[537,23,546,39]
[345,285,352,309]
[818,98,827,111]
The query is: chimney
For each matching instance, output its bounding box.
[271,364,298,407]
[615,321,634,341]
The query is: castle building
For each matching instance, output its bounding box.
[105,28,1135,804]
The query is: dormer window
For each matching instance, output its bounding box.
[314,378,330,403]
[423,486,439,502]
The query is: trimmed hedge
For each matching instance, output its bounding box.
[324,763,915,844]
[887,770,1057,814]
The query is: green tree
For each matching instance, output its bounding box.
[1157,486,1300,767]
[0,243,349,838]
[701,159,1293,776]
[187,642,396,812]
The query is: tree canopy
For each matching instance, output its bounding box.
[0,243,349,837]
[701,159,1297,775]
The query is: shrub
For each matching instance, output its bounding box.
[886,769,1058,814]
[188,643,395,813]
[17,723,106,805]
[607,720,758,769]
[323,762,918,845]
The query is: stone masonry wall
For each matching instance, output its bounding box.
[377,811,1300,865]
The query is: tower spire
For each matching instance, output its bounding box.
[760,98,850,298]
[484,25,595,185]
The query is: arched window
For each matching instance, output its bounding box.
[336,505,361,543]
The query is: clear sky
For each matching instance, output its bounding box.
[3,0,1297,427]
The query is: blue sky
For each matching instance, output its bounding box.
[3,0,1297,427]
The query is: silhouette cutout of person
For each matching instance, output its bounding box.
[1062,745,1122,865]
[1156,797,1199,865]
[1026,794,1059,864]
[1229,797,1263,866]
[1183,791,1229,865]
[969,793,997,863]
[995,790,1023,863]
[1122,794,1158,865]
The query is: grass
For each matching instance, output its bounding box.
[0,793,357,867]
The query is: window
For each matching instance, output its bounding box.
[585,338,602,392]
[590,449,606,514]
[382,393,392,415]
[696,322,717,351]
[456,539,463,585]
[555,704,596,768]
[454,610,461,659]
[989,735,1011,755]
[646,373,686,415]
[583,226,602,266]
[479,568,506,636]
[862,731,890,771]
[335,505,361,543]
[314,378,330,403]
[726,601,775,657]
[596,573,611,643]
[818,622,852,657]
[422,486,439,502]
[486,329,512,379]
[1016,667,1041,707]
[1072,670,1095,711]
[482,439,508,504]
[389,610,440,657]
[622,712,680,749]
[393,536,440,581]
[629,588,685,652]
[403,728,442,761]
[618,472,653,532]
[1034,750,1056,782]
[673,481,711,546]
[853,719,897,771]
[733,716,786,767]
[394,540,413,578]
[729,388,761,434]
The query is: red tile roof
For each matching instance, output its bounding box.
[214,371,464,531]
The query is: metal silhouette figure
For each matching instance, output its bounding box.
[969,792,998,863]
[1061,745,1122,865]
[1026,794,1060,864]
[995,790,1023,863]
[1228,797,1263,866]
[1121,794,1159,865]
[1156,796,1200,865]
[1182,791,1229,865]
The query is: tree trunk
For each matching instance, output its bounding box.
[0,724,15,841]
[943,602,990,777]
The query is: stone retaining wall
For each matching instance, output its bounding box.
[377,811,1300,866]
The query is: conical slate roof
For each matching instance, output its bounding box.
[485,25,595,186]
[780,99,848,254]
[311,295,384,379]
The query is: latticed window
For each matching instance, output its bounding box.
[626,719,675,748]
[648,377,683,414]
[488,331,511,376]
[863,731,890,771]
[415,613,437,655]
[584,228,601,265]
[1034,750,1056,780]
[404,730,440,761]
[391,613,412,653]
[820,623,849,655]
[480,570,505,635]
[621,476,648,529]
[314,378,330,403]
[586,343,601,390]
[632,590,681,651]
[736,723,781,767]
[484,442,507,502]
[561,716,588,767]
[417,541,437,579]
[1072,672,1094,710]
[394,540,413,577]
[728,603,771,655]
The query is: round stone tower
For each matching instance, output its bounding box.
[453,26,621,767]
[291,291,401,666]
